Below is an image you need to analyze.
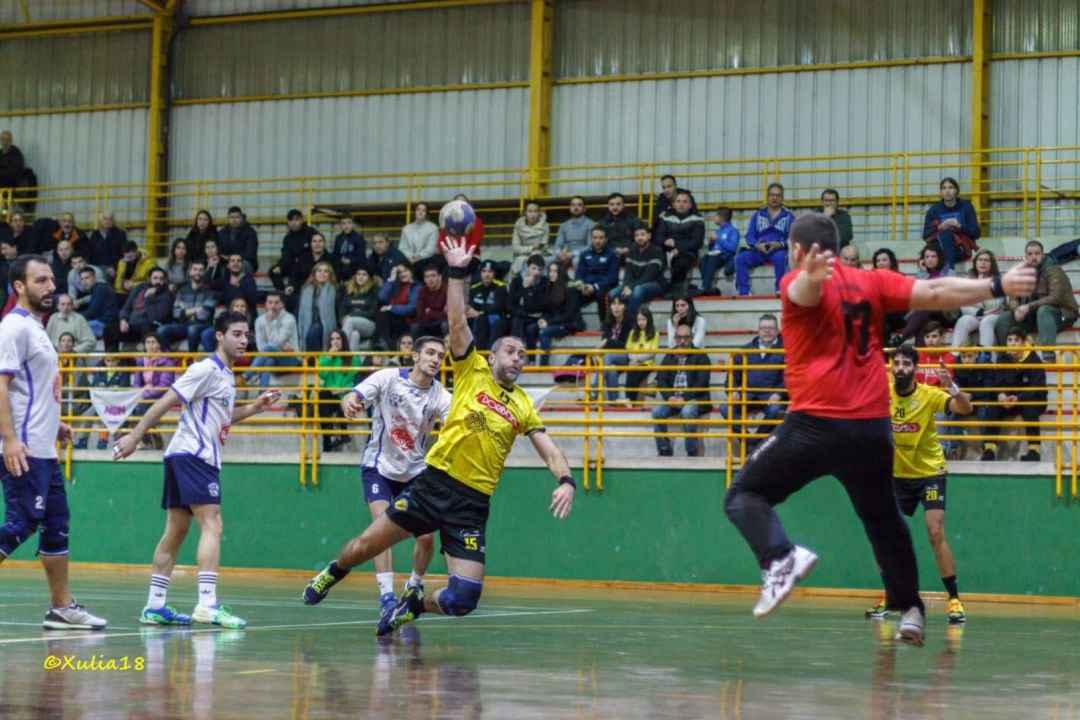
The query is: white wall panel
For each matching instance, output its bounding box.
[992,58,1080,151]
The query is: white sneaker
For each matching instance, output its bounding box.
[43,600,108,630]
[753,545,818,618]
[894,606,925,647]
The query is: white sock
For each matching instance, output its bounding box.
[148,574,170,610]
[376,572,394,596]
[197,572,218,607]
[407,572,424,588]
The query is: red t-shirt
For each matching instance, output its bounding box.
[781,264,916,419]
[915,350,956,386]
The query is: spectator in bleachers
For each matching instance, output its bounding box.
[338,266,381,351]
[77,267,119,339]
[219,206,259,272]
[599,192,644,259]
[200,296,254,354]
[1,210,33,254]
[981,326,1047,462]
[399,202,439,274]
[74,352,131,450]
[651,324,711,457]
[533,261,583,367]
[577,226,620,322]
[316,329,355,452]
[113,241,157,306]
[873,247,900,272]
[597,295,634,403]
[651,174,699,233]
[0,238,19,305]
[160,261,217,351]
[467,259,508,351]
[554,196,596,271]
[611,225,664,315]
[214,252,259,314]
[49,239,74,296]
[995,240,1077,364]
[183,210,218,264]
[202,239,225,287]
[624,307,659,401]
[508,253,549,346]
[163,238,189,294]
[332,214,366,280]
[86,211,126,281]
[284,232,338,310]
[373,259,419,351]
[839,244,861,269]
[950,338,992,459]
[953,249,1004,348]
[914,321,955,388]
[0,130,25,191]
[248,291,300,387]
[385,334,414,368]
[699,206,740,296]
[511,200,551,274]
[270,208,316,294]
[132,331,177,450]
[895,242,954,346]
[47,293,96,353]
[873,247,908,343]
[297,261,340,353]
[365,232,407,283]
[735,183,794,297]
[67,252,104,301]
[105,267,172,351]
[923,177,980,270]
[50,212,88,255]
[666,294,706,349]
[412,265,449,339]
[656,190,705,296]
[816,189,854,248]
[722,313,785,451]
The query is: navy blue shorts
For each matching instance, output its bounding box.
[163,455,221,512]
[361,466,411,505]
[1,457,69,557]
[894,475,947,516]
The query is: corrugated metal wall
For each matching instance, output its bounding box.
[181,0,420,16]
[0,0,149,24]
[993,0,1080,53]
[992,58,1080,151]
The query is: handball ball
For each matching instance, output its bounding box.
[439,199,476,237]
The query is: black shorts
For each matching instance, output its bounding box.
[384,466,490,563]
[893,475,947,516]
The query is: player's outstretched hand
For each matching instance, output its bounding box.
[798,243,835,284]
[1001,263,1036,298]
[56,422,74,447]
[112,434,139,461]
[252,388,282,414]
[341,391,365,420]
[550,483,574,519]
[3,438,30,477]
[440,236,475,269]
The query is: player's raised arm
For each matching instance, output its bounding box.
[441,236,476,359]
[786,242,835,307]
[232,388,282,423]
[909,262,1035,311]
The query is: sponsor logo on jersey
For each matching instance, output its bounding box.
[476,391,519,430]
[390,426,416,451]
[892,422,920,433]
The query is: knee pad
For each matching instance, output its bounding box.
[37,507,71,556]
[0,516,35,558]
[436,574,483,617]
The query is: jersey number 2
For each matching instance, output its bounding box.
[841,300,873,357]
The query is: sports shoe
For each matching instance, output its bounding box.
[946,597,966,624]
[303,563,349,605]
[404,577,425,595]
[379,592,398,615]
[376,585,425,637]
[192,603,247,629]
[752,545,818,618]
[43,600,107,630]
[894,607,925,646]
[140,604,193,626]
[864,597,889,619]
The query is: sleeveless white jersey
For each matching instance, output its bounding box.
[0,309,61,460]
[165,354,237,470]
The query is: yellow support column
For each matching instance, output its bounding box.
[146,4,178,256]
[970,0,991,218]
[526,0,554,199]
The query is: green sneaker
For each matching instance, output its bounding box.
[865,597,888,619]
[303,562,349,605]
[192,603,247,629]
[376,586,424,637]
[140,604,193,626]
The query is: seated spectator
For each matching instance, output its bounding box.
[365,232,407,283]
[576,226,620,322]
[132,332,177,450]
[651,174,699,233]
[213,252,259,314]
[199,297,254,354]
[995,240,1077,363]
[722,314,785,451]
[159,261,217,351]
[896,242,953,346]
[332,214,366,279]
[914,321,955,388]
[0,130,25,192]
[286,232,338,306]
[651,325,711,457]
[666,294,706,349]
[923,177,980,270]
[183,210,218,264]
[553,196,595,271]
[112,241,157,305]
[532,262,583,367]
[297,261,340,353]
[508,254,550,347]
[949,338,993,458]
[163,238,189,295]
[316,329,356,453]
[73,353,131,450]
[599,192,644,259]
[67,251,105,300]
[656,190,706,295]
[76,267,119,339]
[873,247,908,343]
[47,293,96,353]
[104,267,172,351]
[816,189,854,248]
[270,208,316,295]
[49,240,74,296]
[735,183,794,296]
[49,212,88,255]
[596,295,634,403]
[1,210,34,254]
[699,206,740,296]
[86,211,127,280]
[0,238,18,305]
[411,265,449,339]
[202,239,226,287]
[373,260,419,351]
[385,334,414,368]
[219,206,259,272]
[838,244,861,269]
[511,200,551,274]
[611,226,665,315]
[338,266,381,351]
[467,259,508,351]
[953,249,1004,348]
[624,307,660,402]
[399,202,439,274]
[981,327,1047,462]
[248,291,300,387]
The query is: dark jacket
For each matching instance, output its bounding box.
[599,211,644,254]
[655,351,712,404]
[366,248,408,282]
[338,285,380,321]
[576,246,620,289]
[544,287,584,331]
[623,243,666,288]
[276,224,317,273]
[290,251,338,291]
[88,362,131,389]
[0,145,25,188]
[50,257,72,296]
[599,317,634,350]
[923,199,980,243]
[184,226,218,264]
[651,189,699,232]
[813,207,854,247]
[213,270,259,313]
[119,282,173,329]
[469,279,508,318]
[507,275,550,319]
[952,354,994,403]
[1009,257,1079,324]
[79,282,119,324]
[86,227,128,270]
[656,211,706,258]
[730,337,786,396]
[990,349,1047,409]
[333,231,366,276]
[218,222,260,272]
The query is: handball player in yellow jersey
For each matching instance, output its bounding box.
[303,235,576,635]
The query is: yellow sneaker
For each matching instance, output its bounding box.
[946,598,966,624]
[864,597,888,619]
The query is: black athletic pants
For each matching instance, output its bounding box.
[724,411,925,613]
